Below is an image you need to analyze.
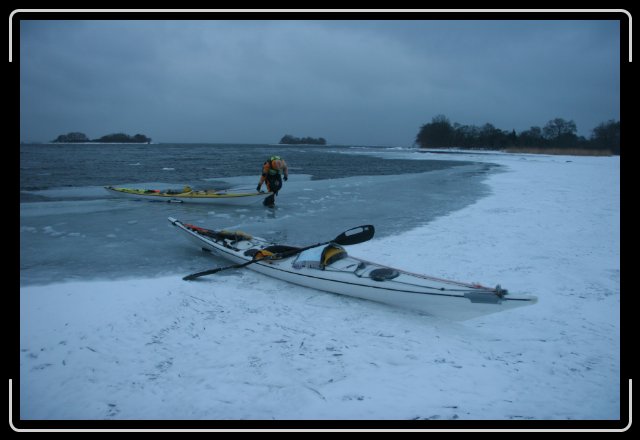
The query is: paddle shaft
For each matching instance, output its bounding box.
[183,241,327,280]
[183,259,256,280]
[183,225,374,281]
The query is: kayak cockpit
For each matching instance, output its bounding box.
[292,244,348,269]
[244,245,301,259]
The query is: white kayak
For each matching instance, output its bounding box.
[105,186,272,206]
[169,217,537,321]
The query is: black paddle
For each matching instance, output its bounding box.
[183,224,375,281]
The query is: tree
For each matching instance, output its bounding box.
[518,126,545,148]
[280,134,297,144]
[279,135,326,145]
[415,114,617,153]
[97,133,131,143]
[453,124,480,148]
[590,120,620,154]
[52,132,90,143]
[543,118,577,139]
[542,118,578,147]
[132,134,152,143]
[415,115,454,148]
[479,123,507,149]
[94,133,151,143]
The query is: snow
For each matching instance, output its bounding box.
[17,152,621,427]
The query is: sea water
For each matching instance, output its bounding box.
[20,143,499,285]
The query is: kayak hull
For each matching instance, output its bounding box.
[169,217,537,321]
[105,186,272,206]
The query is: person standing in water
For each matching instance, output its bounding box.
[256,155,289,207]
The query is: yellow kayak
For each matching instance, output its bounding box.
[105,186,272,205]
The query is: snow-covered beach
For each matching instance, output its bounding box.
[17,151,622,428]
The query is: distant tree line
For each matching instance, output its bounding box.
[415,115,620,155]
[279,134,327,145]
[52,132,151,143]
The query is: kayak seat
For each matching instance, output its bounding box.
[321,244,347,266]
[292,244,347,270]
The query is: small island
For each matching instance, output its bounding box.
[52,132,151,144]
[279,134,327,145]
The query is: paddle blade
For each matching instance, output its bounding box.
[334,225,375,246]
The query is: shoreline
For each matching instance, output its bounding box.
[419,147,615,157]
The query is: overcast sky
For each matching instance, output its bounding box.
[19,18,621,145]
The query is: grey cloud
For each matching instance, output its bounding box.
[20,18,620,145]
